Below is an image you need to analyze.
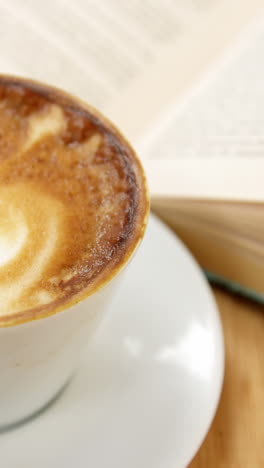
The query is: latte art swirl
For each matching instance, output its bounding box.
[0,78,148,322]
[0,184,65,313]
[0,204,28,268]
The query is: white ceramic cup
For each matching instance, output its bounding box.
[0,210,148,431]
[0,274,124,429]
[0,76,149,430]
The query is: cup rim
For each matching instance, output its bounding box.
[0,74,149,327]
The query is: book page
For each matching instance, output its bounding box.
[0,0,260,129]
[139,13,264,160]
[107,0,263,142]
[0,0,218,110]
[144,158,264,201]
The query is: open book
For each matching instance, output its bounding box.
[0,0,264,302]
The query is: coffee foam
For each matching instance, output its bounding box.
[0,80,147,320]
[0,184,63,313]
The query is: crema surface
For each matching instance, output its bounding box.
[0,79,147,321]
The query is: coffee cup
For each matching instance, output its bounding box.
[0,75,149,429]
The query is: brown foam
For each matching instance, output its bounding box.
[0,76,148,325]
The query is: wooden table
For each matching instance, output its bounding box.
[188,287,264,468]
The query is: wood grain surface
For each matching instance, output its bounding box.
[188,287,264,468]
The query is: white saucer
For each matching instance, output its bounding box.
[0,215,224,468]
